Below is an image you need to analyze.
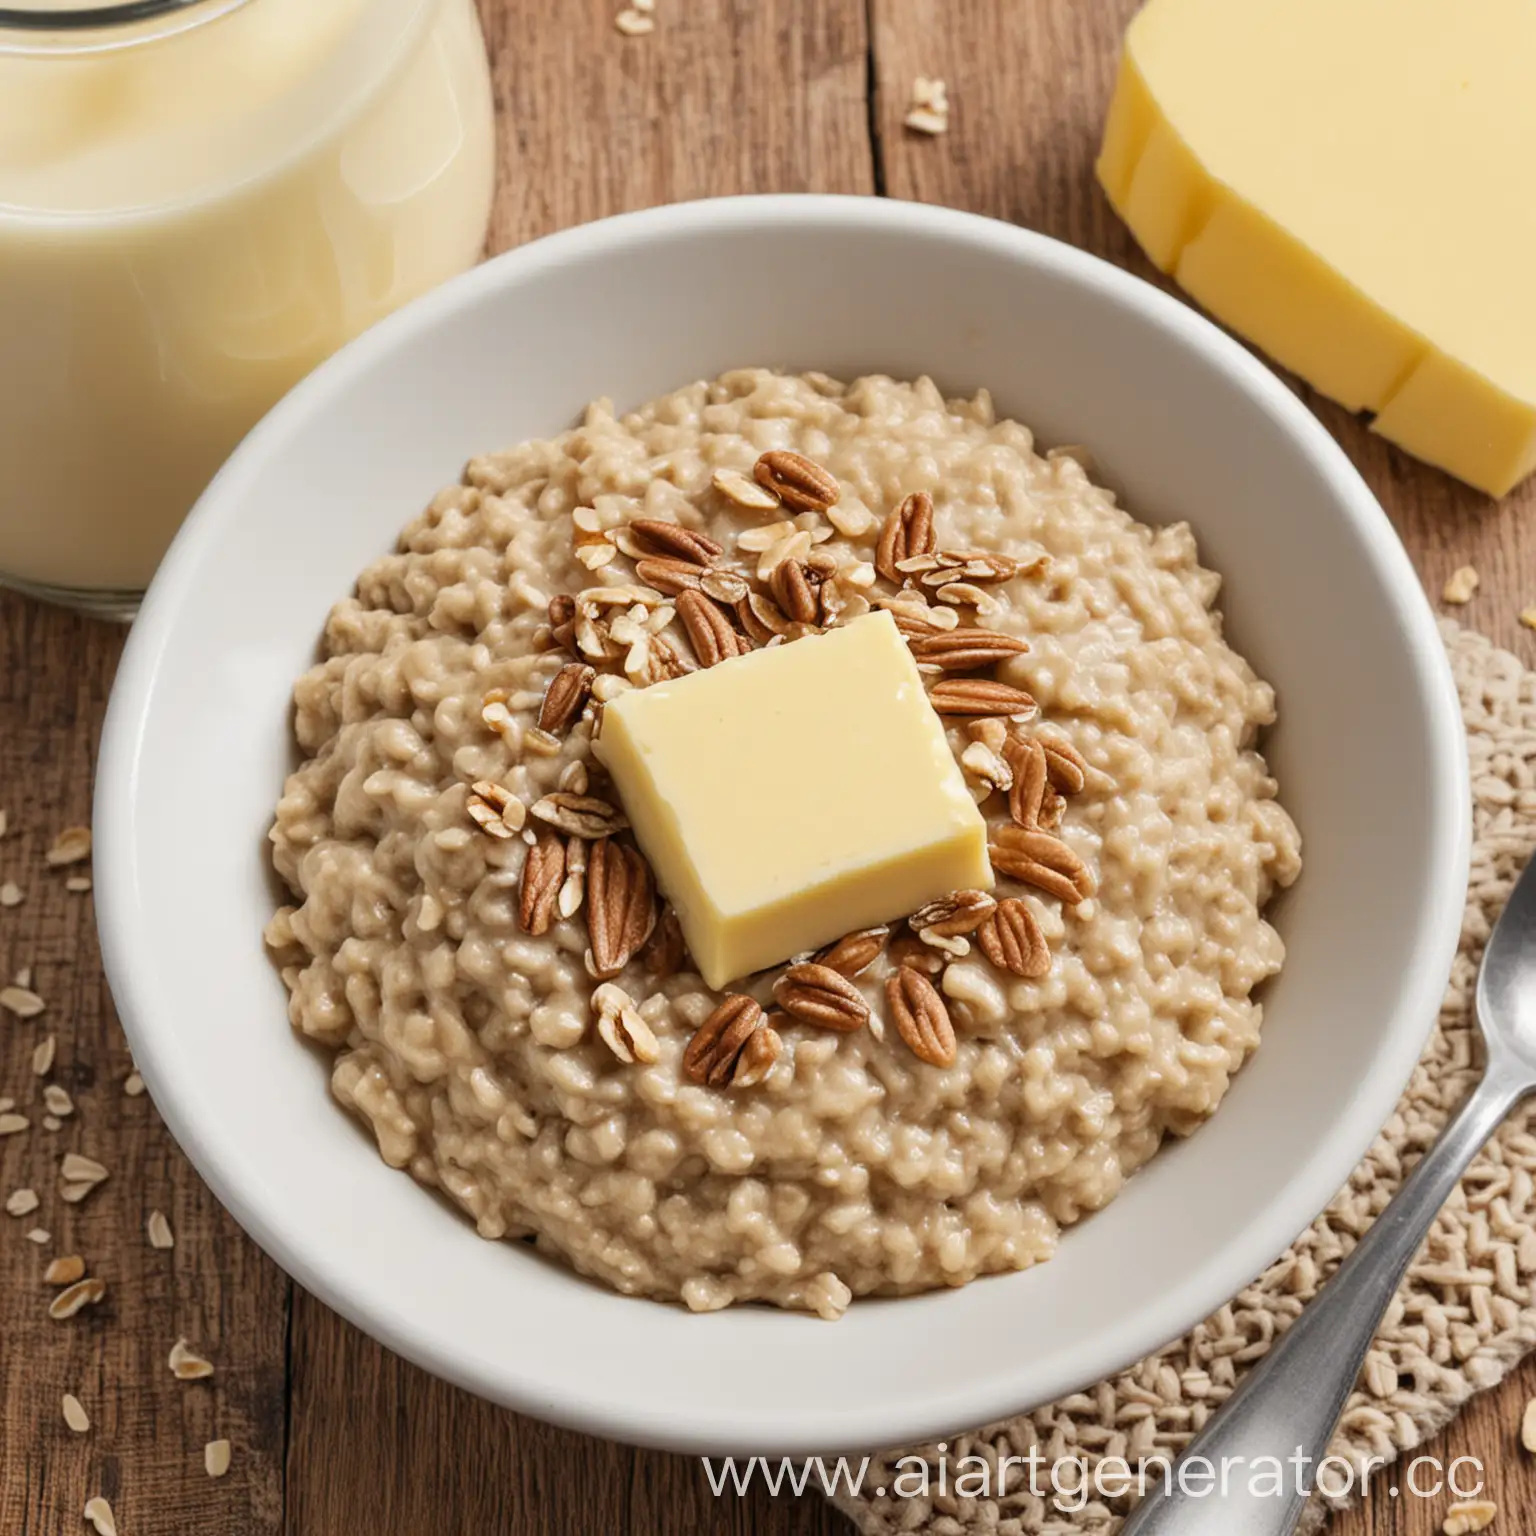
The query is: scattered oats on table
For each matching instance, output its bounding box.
[5,1187,39,1217]
[44,824,91,867]
[613,6,653,35]
[1520,607,1536,632]
[0,983,43,1017]
[904,74,950,134]
[83,1496,117,1536]
[147,1209,175,1250]
[1443,564,1480,604]
[0,1113,29,1137]
[42,1083,73,1117]
[45,1254,85,1285]
[31,1035,55,1076]
[61,1152,109,1189]
[169,1338,216,1380]
[0,880,20,907]
[1443,1500,1498,1534]
[25,1227,49,1245]
[62,1393,90,1434]
[48,1275,106,1320]
[205,1438,233,1478]
[123,1071,146,1097]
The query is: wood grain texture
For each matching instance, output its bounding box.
[4,0,1536,1533]
[0,609,289,1536]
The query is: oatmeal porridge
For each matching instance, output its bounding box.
[265,369,1301,1318]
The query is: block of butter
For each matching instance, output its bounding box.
[1098,0,1536,496]
[593,610,992,989]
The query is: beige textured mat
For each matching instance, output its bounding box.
[835,620,1536,1535]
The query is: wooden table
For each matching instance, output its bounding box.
[4,2,1535,1531]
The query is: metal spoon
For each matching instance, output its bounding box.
[1122,851,1536,1535]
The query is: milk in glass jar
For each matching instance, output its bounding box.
[0,0,496,614]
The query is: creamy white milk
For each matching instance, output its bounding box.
[0,0,495,606]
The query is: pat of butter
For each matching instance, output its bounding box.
[593,610,992,989]
[1098,0,1536,496]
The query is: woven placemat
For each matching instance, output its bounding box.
[834,620,1536,1535]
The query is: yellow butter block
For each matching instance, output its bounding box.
[1098,0,1536,496]
[593,611,992,989]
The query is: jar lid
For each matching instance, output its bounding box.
[0,0,251,53]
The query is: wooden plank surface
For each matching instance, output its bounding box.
[2,0,1534,1533]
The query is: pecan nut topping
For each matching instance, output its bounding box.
[886,966,957,1067]
[773,962,870,1032]
[977,898,1052,979]
[875,490,936,583]
[683,994,766,1086]
[633,555,711,595]
[988,825,1097,904]
[813,925,890,978]
[538,662,597,734]
[1005,736,1049,828]
[586,837,657,977]
[908,627,1029,673]
[927,678,1037,719]
[768,557,822,626]
[626,518,722,565]
[530,792,629,839]
[517,828,567,935]
[908,889,997,938]
[676,587,750,667]
[752,450,840,512]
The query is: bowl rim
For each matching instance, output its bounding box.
[94,193,1470,1455]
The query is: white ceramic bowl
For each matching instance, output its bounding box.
[95,195,1468,1457]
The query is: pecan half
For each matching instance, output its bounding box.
[773,963,870,1032]
[626,518,722,564]
[586,838,657,977]
[814,925,890,978]
[928,678,1037,719]
[677,588,750,667]
[1037,732,1090,794]
[730,1022,784,1087]
[683,994,766,1086]
[989,825,1096,903]
[753,450,840,512]
[876,491,936,583]
[909,628,1029,672]
[518,828,567,935]
[769,558,821,625]
[1005,736,1049,828]
[642,903,689,978]
[886,967,957,1067]
[538,662,596,734]
[977,898,1052,978]
[531,793,629,839]
[633,556,709,595]
[908,889,997,938]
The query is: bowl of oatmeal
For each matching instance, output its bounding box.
[95,196,1468,1455]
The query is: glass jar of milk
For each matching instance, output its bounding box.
[0,0,495,616]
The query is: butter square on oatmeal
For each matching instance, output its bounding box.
[594,610,993,988]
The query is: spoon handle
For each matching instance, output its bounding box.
[1120,1065,1530,1536]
